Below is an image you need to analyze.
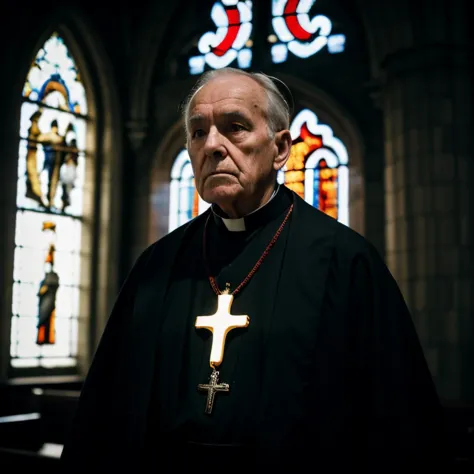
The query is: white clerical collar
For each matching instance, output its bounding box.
[213,185,280,232]
[220,216,246,232]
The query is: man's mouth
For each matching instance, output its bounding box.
[208,171,235,177]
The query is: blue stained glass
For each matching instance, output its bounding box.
[313,172,320,208]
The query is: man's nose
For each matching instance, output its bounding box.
[204,127,227,159]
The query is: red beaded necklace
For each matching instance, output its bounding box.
[202,203,294,296]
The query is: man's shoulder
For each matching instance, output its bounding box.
[152,219,191,248]
[142,211,208,256]
[294,194,378,260]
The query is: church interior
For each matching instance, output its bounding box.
[0,0,472,470]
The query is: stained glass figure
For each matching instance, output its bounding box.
[20,103,84,214]
[36,221,59,345]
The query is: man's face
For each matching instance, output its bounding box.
[186,74,289,216]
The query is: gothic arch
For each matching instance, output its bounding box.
[128,2,184,139]
[0,8,123,381]
[57,12,125,360]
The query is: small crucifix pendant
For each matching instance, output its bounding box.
[197,367,229,414]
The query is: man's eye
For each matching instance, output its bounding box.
[192,129,205,138]
[231,123,246,132]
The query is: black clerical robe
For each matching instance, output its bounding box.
[145,184,293,455]
[60,186,449,472]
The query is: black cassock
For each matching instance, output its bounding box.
[61,186,450,472]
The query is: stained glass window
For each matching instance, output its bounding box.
[11,32,89,369]
[169,149,211,232]
[269,0,346,64]
[189,0,253,75]
[278,108,349,224]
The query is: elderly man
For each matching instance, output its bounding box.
[61,68,448,472]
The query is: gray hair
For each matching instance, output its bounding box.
[181,67,291,138]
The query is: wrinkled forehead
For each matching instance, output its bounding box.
[187,74,267,119]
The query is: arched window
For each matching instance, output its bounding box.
[189,0,253,75]
[279,108,349,224]
[169,149,210,232]
[269,0,346,64]
[11,32,90,369]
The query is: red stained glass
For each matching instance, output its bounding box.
[300,123,323,151]
[212,7,241,56]
[283,0,312,41]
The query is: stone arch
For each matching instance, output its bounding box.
[56,11,125,357]
[128,2,184,140]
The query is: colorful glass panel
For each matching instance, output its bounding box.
[189,0,253,75]
[270,0,346,64]
[11,33,87,369]
[284,108,349,224]
[23,34,87,114]
[169,150,211,232]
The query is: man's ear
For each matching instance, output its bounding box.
[273,129,292,171]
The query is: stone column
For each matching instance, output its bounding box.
[382,46,473,401]
[126,119,153,264]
